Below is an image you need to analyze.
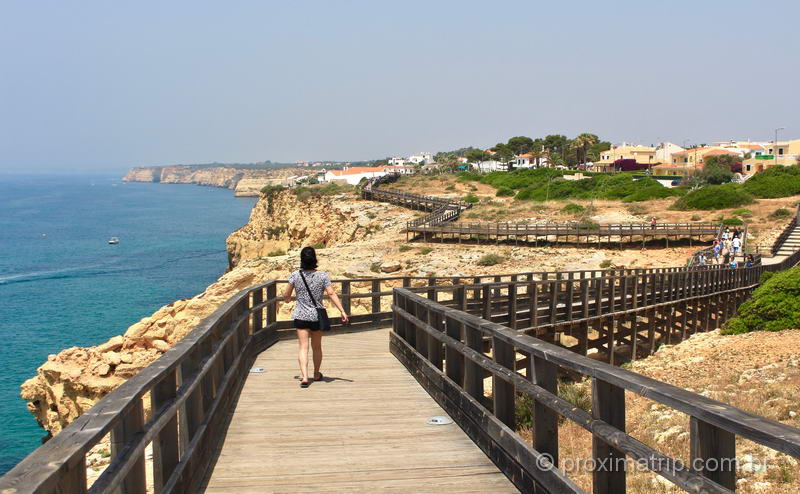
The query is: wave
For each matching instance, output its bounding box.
[0,250,226,287]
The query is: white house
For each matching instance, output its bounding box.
[654,142,685,163]
[388,157,407,166]
[323,165,409,185]
[408,152,433,165]
[472,160,506,172]
[514,151,551,169]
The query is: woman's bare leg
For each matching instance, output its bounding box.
[311,330,323,378]
[297,329,310,382]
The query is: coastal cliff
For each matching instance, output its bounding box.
[19,190,409,435]
[122,166,306,196]
[226,189,398,268]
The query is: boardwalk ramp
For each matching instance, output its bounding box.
[202,327,516,493]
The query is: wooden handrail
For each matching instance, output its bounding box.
[392,248,800,493]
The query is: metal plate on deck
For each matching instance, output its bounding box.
[249,367,266,374]
[427,416,453,425]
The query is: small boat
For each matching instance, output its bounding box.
[108,237,120,245]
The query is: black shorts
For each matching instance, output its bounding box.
[294,319,321,331]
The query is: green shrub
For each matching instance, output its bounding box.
[599,259,613,269]
[670,184,754,210]
[575,219,601,230]
[464,193,480,203]
[419,247,433,255]
[744,166,800,198]
[445,184,456,191]
[560,203,586,215]
[558,381,592,415]
[508,172,681,203]
[266,249,286,257]
[723,266,800,334]
[722,217,744,226]
[769,208,792,220]
[477,253,504,266]
[761,271,775,283]
[260,184,285,196]
[626,204,648,216]
[691,214,702,221]
[731,208,752,216]
[311,243,325,249]
[495,187,515,197]
[370,262,382,273]
[398,245,412,252]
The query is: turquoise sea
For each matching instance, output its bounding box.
[0,174,256,475]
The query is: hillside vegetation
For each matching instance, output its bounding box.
[723,267,800,334]
[744,166,800,198]
[670,183,754,210]
[459,169,682,203]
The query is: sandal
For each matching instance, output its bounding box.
[300,378,310,388]
[313,372,324,382]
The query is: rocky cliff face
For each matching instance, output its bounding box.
[122,166,306,194]
[226,190,404,268]
[19,192,409,436]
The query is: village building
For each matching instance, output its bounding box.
[597,144,657,166]
[323,165,410,185]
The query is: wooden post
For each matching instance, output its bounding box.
[508,283,518,329]
[428,306,444,370]
[372,279,382,324]
[464,323,484,400]
[152,370,179,493]
[111,400,147,494]
[690,417,736,490]
[532,356,559,466]
[445,316,464,385]
[341,280,351,319]
[251,287,263,334]
[492,336,516,428]
[482,284,492,321]
[592,379,626,494]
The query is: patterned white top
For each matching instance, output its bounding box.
[288,270,332,321]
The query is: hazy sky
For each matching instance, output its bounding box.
[1,1,798,172]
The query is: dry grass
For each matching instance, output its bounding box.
[514,330,800,492]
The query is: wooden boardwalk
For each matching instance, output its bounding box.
[202,327,518,493]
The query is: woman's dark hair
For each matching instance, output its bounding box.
[300,246,318,270]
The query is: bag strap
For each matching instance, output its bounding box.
[298,270,321,308]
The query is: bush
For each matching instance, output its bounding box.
[398,245,412,252]
[626,204,648,216]
[670,184,754,210]
[744,166,800,198]
[691,214,702,221]
[599,259,613,269]
[509,172,681,203]
[495,187,515,197]
[260,184,285,196]
[731,208,752,216]
[560,203,586,215]
[722,217,744,226]
[697,162,734,185]
[370,262,382,273]
[311,243,325,249]
[769,208,792,220]
[477,253,504,266]
[558,381,592,414]
[723,266,800,334]
[419,247,433,255]
[575,219,600,230]
[464,193,480,203]
[266,249,286,257]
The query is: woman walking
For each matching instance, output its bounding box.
[283,247,348,387]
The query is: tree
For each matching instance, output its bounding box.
[573,133,600,165]
[507,136,534,155]
[543,134,570,167]
[492,143,516,165]
[698,162,734,185]
[466,149,489,163]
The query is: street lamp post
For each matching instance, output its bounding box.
[775,127,785,168]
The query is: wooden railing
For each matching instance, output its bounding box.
[363,175,722,244]
[391,250,800,493]
[770,204,800,255]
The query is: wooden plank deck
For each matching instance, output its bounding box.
[202,327,518,493]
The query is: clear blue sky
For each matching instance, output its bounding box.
[1,0,798,172]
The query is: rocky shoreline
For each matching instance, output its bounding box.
[122,165,305,196]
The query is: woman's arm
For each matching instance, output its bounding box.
[283,283,294,304]
[324,286,349,323]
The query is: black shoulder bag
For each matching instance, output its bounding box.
[298,271,331,331]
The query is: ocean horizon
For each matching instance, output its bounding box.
[0,174,256,474]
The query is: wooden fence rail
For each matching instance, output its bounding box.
[392,248,800,493]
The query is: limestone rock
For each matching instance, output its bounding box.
[380,262,402,273]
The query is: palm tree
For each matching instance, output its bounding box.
[573,133,599,165]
